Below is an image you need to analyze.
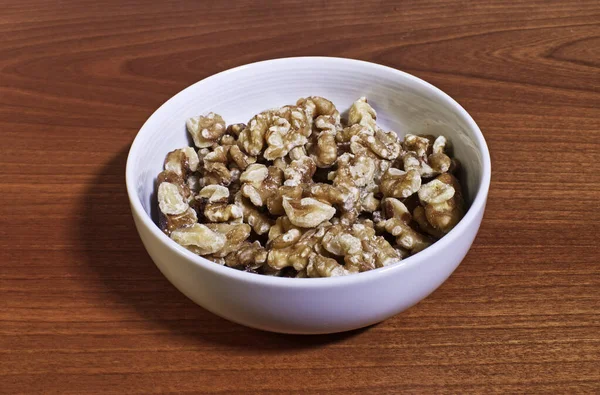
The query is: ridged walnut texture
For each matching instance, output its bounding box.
[1,0,599,393]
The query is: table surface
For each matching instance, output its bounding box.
[1,1,599,393]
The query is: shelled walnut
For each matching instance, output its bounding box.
[156,96,467,277]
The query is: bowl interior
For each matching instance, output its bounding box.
[128,58,485,231]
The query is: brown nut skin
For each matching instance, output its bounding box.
[157,170,192,202]
[267,216,298,242]
[282,197,336,228]
[229,145,256,171]
[421,173,465,234]
[224,241,268,270]
[308,183,349,206]
[311,115,338,168]
[201,145,234,186]
[170,223,226,255]
[428,152,451,174]
[413,205,445,238]
[320,223,400,274]
[164,147,199,177]
[348,97,377,130]
[204,202,243,223]
[417,134,451,174]
[267,223,331,271]
[186,113,227,148]
[306,253,347,278]
[344,224,401,272]
[377,217,432,253]
[284,156,316,187]
[234,192,272,235]
[266,185,303,216]
[239,106,310,159]
[240,165,286,214]
[425,196,464,234]
[380,168,421,199]
[159,207,198,235]
[205,223,251,258]
[226,123,246,138]
[402,134,430,158]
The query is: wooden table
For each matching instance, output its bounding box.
[2,1,599,393]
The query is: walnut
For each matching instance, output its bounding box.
[428,135,451,174]
[197,185,242,223]
[420,173,465,234]
[269,226,303,249]
[264,106,311,160]
[436,172,463,195]
[332,153,376,191]
[238,106,310,160]
[425,198,463,234]
[306,253,348,278]
[283,156,316,186]
[186,113,226,148]
[348,127,401,162]
[376,197,431,253]
[158,182,188,215]
[198,184,229,203]
[204,203,243,223]
[164,147,199,177]
[159,207,197,235]
[348,139,393,185]
[402,134,430,158]
[321,223,400,273]
[267,185,303,216]
[282,197,336,228]
[220,134,236,146]
[401,134,451,177]
[226,123,246,138]
[308,183,351,206]
[267,223,331,271]
[348,97,377,131]
[413,205,444,238]
[267,216,297,242]
[402,151,436,178]
[239,164,286,215]
[418,178,455,205]
[157,170,192,202]
[224,241,268,269]
[204,223,251,258]
[321,224,362,256]
[234,192,272,235]
[377,216,431,253]
[187,174,201,194]
[310,115,339,167]
[380,168,421,198]
[239,163,269,206]
[326,152,379,223]
[382,197,411,223]
[289,146,308,160]
[229,144,256,170]
[201,145,232,186]
[297,96,341,124]
[170,223,226,255]
[360,192,380,212]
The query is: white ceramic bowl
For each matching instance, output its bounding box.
[126,57,491,334]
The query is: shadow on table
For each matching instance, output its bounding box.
[77,147,370,351]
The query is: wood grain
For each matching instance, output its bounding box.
[1,0,599,393]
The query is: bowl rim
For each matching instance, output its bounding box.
[126,56,491,288]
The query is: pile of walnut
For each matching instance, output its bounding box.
[156,97,465,278]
